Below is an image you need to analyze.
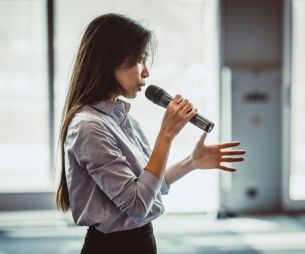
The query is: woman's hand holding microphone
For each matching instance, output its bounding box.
[159,95,198,141]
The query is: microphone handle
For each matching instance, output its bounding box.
[159,95,214,133]
[190,114,214,133]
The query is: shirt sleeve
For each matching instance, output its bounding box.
[68,119,162,223]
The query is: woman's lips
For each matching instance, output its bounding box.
[137,84,145,91]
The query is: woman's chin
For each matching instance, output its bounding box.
[123,93,137,100]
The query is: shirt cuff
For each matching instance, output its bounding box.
[138,170,162,197]
[161,176,170,195]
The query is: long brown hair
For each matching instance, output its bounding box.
[56,13,156,211]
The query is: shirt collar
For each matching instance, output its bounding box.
[90,98,131,124]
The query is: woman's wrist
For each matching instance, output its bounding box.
[164,155,196,185]
[157,130,174,143]
[186,154,196,172]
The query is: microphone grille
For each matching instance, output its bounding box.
[145,85,162,102]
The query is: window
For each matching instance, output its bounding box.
[0,0,51,192]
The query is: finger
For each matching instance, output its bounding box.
[219,141,240,149]
[219,165,237,172]
[221,150,246,156]
[172,94,183,105]
[179,99,189,107]
[186,107,197,120]
[181,102,193,114]
[198,131,207,143]
[176,103,183,111]
[175,98,186,111]
[221,157,244,162]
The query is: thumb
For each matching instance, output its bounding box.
[198,132,207,144]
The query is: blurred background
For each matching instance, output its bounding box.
[0,0,304,253]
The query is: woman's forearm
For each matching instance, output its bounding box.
[144,95,198,181]
[145,132,173,180]
[145,131,195,184]
[164,155,194,185]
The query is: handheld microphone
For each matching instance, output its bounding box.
[145,85,214,133]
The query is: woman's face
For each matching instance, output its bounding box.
[114,53,149,99]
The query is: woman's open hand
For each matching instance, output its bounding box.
[190,132,246,172]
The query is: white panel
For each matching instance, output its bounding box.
[221,68,281,213]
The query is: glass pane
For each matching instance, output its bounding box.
[0,1,50,192]
[55,0,219,212]
[290,0,305,200]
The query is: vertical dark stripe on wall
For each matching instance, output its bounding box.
[47,0,55,175]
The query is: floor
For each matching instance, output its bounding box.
[0,211,305,254]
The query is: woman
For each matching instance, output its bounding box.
[56,13,245,254]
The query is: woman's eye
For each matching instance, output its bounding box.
[138,57,147,64]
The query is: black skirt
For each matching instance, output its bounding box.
[80,222,157,254]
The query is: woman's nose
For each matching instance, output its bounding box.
[142,65,149,78]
